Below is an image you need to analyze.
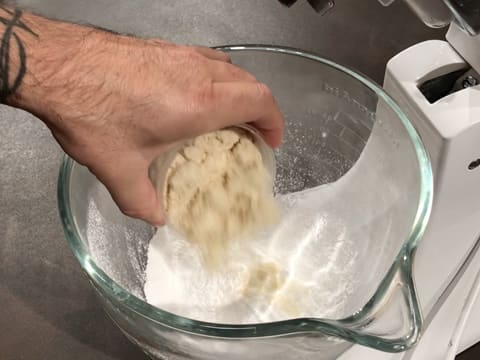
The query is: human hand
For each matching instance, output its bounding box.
[7,13,284,225]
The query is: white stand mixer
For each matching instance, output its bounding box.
[338,1,480,359]
[281,0,480,358]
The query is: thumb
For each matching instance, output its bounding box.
[91,154,165,226]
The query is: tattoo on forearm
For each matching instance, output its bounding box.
[0,6,37,102]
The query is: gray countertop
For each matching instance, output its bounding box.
[2,1,473,359]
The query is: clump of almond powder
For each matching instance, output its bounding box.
[150,127,278,267]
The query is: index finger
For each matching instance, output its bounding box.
[208,82,285,148]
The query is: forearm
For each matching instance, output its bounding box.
[0,5,118,128]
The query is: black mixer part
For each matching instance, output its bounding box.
[278,0,335,14]
[278,0,298,6]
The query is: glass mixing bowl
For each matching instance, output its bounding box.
[58,45,433,360]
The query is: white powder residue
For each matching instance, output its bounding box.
[144,186,357,324]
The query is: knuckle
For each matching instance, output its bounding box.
[217,50,231,62]
[148,38,171,47]
[230,65,257,82]
[170,46,204,65]
[191,83,215,108]
[182,47,204,62]
[255,83,273,99]
[223,53,232,62]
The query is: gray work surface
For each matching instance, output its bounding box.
[0,0,478,359]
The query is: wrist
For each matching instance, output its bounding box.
[1,7,122,132]
[5,10,98,119]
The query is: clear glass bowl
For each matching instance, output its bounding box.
[57,45,433,360]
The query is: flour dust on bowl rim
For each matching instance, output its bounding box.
[57,45,433,360]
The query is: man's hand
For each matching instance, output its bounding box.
[2,8,284,225]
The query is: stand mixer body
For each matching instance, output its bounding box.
[342,30,480,360]
[340,2,480,359]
